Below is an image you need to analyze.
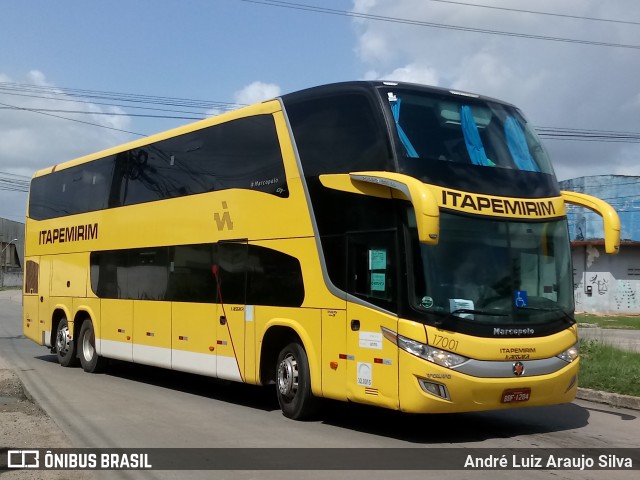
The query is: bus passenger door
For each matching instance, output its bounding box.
[346,232,399,409]
[214,241,247,382]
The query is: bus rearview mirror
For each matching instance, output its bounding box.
[319,171,440,245]
[561,190,620,254]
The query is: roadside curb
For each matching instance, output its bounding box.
[576,387,640,411]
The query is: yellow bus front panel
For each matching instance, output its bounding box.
[398,349,578,414]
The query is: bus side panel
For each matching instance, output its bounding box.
[50,253,88,298]
[100,298,133,361]
[132,301,172,369]
[321,308,347,401]
[346,303,399,409]
[171,302,217,377]
[215,302,244,382]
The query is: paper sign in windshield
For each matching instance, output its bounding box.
[371,273,386,291]
[369,249,387,270]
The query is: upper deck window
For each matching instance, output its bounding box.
[383,89,554,175]
[286,92,391,177]
[29,115,287,220]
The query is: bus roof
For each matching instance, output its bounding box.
[32,80,514,179]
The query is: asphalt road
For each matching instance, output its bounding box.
[1,290,638,480]
[579,327,640,352]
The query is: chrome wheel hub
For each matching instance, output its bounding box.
[277,354,299,399]
[56,325,71,356]
[82,330,94,361]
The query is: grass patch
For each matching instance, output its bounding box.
[579,340,640,396]
[576,314,640,330]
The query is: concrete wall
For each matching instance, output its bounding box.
[573,245,640,314]
[1,267,23,289]
[0,217,25,268]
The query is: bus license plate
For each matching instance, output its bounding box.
[501,388,531,403]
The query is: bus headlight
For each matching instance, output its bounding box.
[556,343,579,363]
[396,334,468,368]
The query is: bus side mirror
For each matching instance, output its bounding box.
[561,190,620,254]
[319,171,440,245]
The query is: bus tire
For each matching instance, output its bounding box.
[276,342,319,420]
[55,317,78,367]
[78,320,107,373]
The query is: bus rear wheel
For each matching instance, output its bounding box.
[55,317,78,367]
[276,342,318,420]
[78,320,107,373]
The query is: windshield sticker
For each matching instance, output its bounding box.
[515,290,529,308]
[449,299,474,319]
[368,249,387,270]
[421,296,434,309]
[371,273,386,292]
[359,331,383,350]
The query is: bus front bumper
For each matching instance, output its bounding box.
[399,352,579,414]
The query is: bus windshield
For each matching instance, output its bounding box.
[409,211,574,326]
[382,88,555,176]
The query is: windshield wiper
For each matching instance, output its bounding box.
[434,308,508,327]
[515,306,575,324]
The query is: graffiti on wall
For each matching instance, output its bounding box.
[589,274,608,295]
[614,280,638,311]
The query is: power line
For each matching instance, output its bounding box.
[0,89,221,116]
[237,0,640,50]
[0,171,30,193]
[0,106,204,121]
[0,81,243,111]
[536,126,640,143]
[425,0,640,26]
[4,81,640,144]
[0,100,145,137]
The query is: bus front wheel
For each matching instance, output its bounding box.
[78,320,107,373]
[275,342,318,420]
[55,317,78,367]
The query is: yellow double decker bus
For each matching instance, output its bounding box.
[23,81,620,419]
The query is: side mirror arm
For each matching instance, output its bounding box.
[561,190,620,254]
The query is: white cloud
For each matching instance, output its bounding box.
[365,63,440,85]
[350,0,640,180]
[233,81,281,105]
[0,70,134,219]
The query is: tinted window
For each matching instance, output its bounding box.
[90,242,304,307]
[215,242,305,307]
[30,156,114,220]
[246,245,305,307]
[216,242,248,305]
[91,248,170,301]
[29,115,287,220]
[114,115,288,206]
[348,231,397,310]
[168,244,217,303]
[286,93,390,176]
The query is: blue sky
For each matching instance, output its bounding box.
[2,0,640,221]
